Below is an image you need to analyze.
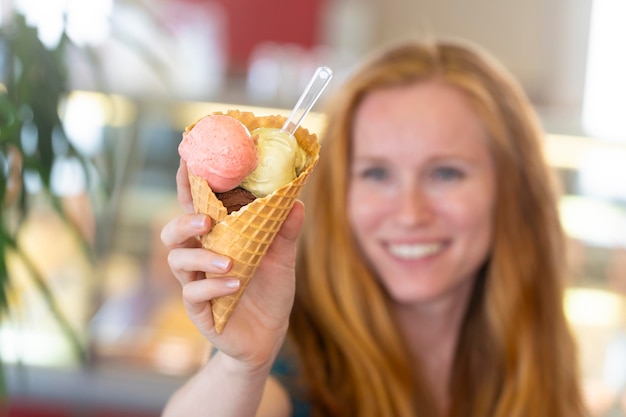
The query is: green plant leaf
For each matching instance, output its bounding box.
[0,12,90,361]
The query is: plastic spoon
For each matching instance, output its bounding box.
[282,66,333,135]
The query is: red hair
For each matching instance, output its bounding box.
[290,38,585,417]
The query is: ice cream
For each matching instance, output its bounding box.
[180,114,312,203]
[241,127,309,197]
[215,187,256,213]
[181,110,320,334]
[178,114,258,193]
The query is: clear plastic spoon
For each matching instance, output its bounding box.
[282,66,333,134]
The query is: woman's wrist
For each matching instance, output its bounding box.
[216,349,273,377]
[214,330,287,376]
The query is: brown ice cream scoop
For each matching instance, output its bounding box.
[215,187,256,213]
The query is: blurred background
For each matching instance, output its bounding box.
[0,0,625,415]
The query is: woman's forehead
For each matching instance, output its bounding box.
[351,82,490,156]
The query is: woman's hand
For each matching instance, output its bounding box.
[160,160,304,369]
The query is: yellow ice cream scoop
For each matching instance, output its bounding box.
[241,127,308,197]
[241,66,332,198]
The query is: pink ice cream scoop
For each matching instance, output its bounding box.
[178,114,259,192]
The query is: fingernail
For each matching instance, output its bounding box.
[191,215,207,229]
[212,256,231,271]
[225,279,240,289]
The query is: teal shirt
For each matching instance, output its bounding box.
[270,342,311,417]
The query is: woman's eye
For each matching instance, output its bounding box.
[432,166,464,181]
[361,166,388,181]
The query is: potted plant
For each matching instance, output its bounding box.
[0,3,172,398]
[0,12,91,365]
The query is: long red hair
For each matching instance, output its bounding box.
[290,38,585,417]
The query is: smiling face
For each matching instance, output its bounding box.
[348,80,496,308]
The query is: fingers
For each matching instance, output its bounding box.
[177,159,194,213]
[182,277,240,305]
[161,213,211,249]
[163,200,305,339]
[161,212,233,287]
[167,247,232,285]
[180,277,241,332]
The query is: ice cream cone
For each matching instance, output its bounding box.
[186,110,320,333]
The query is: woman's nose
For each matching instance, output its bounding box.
[394,186,434,226]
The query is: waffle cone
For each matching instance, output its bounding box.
[186,110,320,333]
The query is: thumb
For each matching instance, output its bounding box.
[264,200,305,265]
[261,201,304,269]
[278,200,305,242]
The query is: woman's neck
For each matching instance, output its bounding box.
[393,277,475,415]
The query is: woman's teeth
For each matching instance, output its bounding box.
[388,243,442,259]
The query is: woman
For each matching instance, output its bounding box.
[160,39,586,417]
